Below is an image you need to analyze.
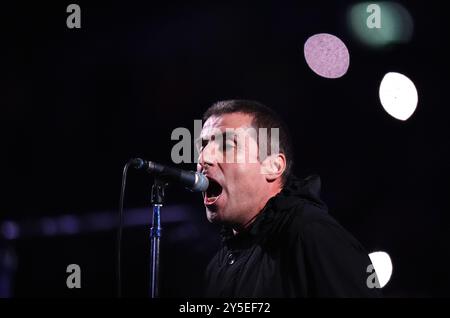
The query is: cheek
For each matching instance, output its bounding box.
[225,163,263,191]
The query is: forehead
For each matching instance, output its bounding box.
[201,113,254,137]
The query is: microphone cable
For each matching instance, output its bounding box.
[117,159,134,298]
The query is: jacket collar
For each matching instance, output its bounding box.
[221,174,327,244]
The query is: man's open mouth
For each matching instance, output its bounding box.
[203,177,223,206]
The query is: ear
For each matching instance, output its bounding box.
[260,153,286,182]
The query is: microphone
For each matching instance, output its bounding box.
[130,158,209,192]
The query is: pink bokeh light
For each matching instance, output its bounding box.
[304,33,350,79]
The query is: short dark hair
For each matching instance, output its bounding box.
[202,99,294,184]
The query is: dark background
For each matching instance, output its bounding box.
[2,0,449,297]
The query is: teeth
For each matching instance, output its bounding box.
[204,190,221,206]
[203,176,223,206]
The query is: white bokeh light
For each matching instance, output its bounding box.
[379,72,418,121]
[368,251,393,288]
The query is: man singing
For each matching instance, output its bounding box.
[196,99,381,297]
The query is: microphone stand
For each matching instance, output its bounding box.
[149,177,166,298]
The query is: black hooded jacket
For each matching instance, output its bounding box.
[204,175,382,297]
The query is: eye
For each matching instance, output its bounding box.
[222,140,235,152]
[197,138,209,152]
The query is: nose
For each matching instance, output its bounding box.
[197,142,215,172]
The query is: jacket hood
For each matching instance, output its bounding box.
[272,174,327,212]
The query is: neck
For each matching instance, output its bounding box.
[232,184,283,235]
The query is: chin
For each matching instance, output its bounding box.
[207,207,229,224]
[206,210,219,224]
